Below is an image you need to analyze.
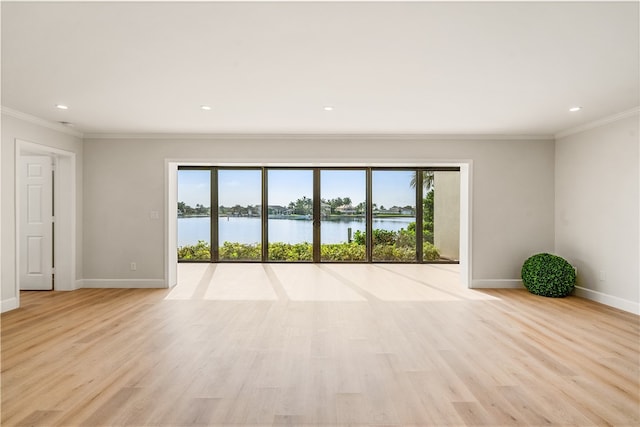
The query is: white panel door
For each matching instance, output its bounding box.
[20,155,53,290]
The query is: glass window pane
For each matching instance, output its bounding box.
[177,169,211,261]
[372,170,417,262]
[267,170,313,261]
[427,170,460,262]
[218,169,262,261]
[320,170,366,261]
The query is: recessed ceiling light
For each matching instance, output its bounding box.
[323,106,334,111]
[55,104,69,110]
[569,106,582,112]
[200,105,212,111]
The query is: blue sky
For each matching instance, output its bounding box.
[178,169,416,208]
[178,170,211,206]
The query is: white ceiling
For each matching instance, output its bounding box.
[2,1,638,136]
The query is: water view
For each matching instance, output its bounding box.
[178,216,415,247]
[176,167,459,262]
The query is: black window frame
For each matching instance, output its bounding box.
[177,166,460,264]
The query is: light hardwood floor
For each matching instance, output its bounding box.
[2,263,639,426]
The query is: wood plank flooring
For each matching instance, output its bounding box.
[2,264,639,426]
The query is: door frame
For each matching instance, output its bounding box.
[166,160,472,288]
[15,139,77,301]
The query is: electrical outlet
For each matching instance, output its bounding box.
[150,211,160,220]
[130,262,137,271]
[599,270,606,281]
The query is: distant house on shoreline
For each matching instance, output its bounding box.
[336,204,356,215]
[375,206,415,215]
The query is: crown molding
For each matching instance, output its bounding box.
[1,106,84,138]
[82,132,553,141]
[555,106,640,140]
[0,106,557,142]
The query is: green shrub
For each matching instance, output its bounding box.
[268,242,312,261]
[396,228,416,248]
[353,229,398,245]
[373,229,398,245]
[407,221,434,244]
[370,241,440,261]
[423,230,434,244]
[219,242,261,260]
[179,239,441,262]
[321,243,366,261]
[372,244,416,261]
[178,240,211,260]
[423,242,440,261]
[521,253,576,297]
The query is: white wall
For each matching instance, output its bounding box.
[555,112,640,313]
[6,110,638,313]
[1,112,83,311]
[82,136,555,288]
[434,171,461,260]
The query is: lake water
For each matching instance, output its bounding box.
[178,216,415,246]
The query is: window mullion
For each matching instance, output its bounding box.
[366,168,373,262]
[313,169,321,262]
[211,167,219,262]
[416,170,424,263]
[261,168,268,262]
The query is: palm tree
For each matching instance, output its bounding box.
[409,171,434,192]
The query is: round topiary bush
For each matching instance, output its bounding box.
[521,253,576,297]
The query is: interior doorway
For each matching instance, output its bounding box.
[19,154,54,290]
[15,140,76,298]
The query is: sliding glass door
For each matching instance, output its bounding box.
[320,169,366,261]
[267,169,314,261]
[218,169,262,261]
[177,168,211,261]
[177,166,459,264]
[371,170,417,262]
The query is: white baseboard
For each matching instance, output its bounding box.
[574,286,640,315]
[82,279,167,289]
[470,279,522,289]
[1,297,19,313]
[53,280,81,291]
